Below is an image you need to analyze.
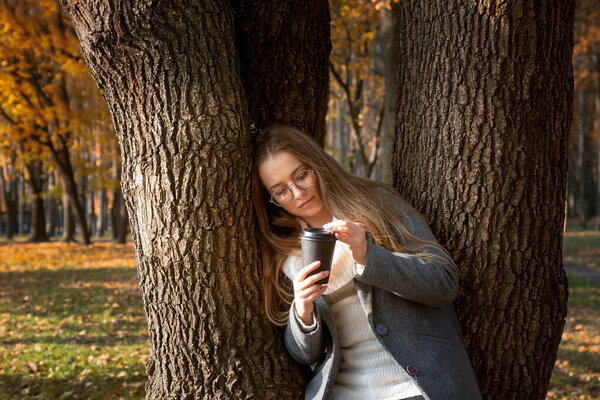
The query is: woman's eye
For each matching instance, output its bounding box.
[273,189,287,198]
[296,171,308,180]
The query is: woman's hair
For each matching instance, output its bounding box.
[252,125,456,326]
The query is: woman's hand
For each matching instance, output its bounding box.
[323,220,368,266]
[293,261,329,326]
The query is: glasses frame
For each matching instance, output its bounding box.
[268,169,316,207]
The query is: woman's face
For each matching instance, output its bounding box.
[258,151,328,222]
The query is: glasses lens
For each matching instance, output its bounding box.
[294,170,315,190]
[272,188,292,206]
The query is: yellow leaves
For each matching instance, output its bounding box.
[0,241,137,273]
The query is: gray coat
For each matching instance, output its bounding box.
[283,194,482,400]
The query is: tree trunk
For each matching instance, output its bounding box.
[0,162,17,239]
[46,171,58,237]
[47,138,92,244]
[595,90,600,230]
[393,2,573,399]
[111,144,121,241]
[87,177,96,237]
[24,160,49,242]
[96,188,107,237]
[18,164,25,235]
[234,0,331,144]
[61,0,330,397]
[377,3,398,185]
[578,88,588,227]
[117,198,128,244]
[61,190,75,242]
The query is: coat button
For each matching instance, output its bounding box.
[375,323,388,336]
[406,365,420,377]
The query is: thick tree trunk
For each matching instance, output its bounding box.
[393,2,573,399]
[24,160,49,242]
[61,1,326,397]
[234,0,331,144]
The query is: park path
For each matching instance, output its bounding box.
[563,260,600,286]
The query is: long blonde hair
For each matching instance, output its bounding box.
[252,125,456,326]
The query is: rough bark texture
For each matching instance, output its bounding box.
[393,2,573,399]
[234,0,331,144]
[62,1,307,398]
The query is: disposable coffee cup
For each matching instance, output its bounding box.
[299,228,337,285]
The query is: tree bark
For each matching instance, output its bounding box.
[62,1,316,397]
[393,2,573,399]
[234,0,331,144]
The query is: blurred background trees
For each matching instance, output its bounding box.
[1,0,599,240]
[569,0,600,228]
[0,0,127,243]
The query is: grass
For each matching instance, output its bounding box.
[546,275,600,400]
[544,226,600,400]
[0,239,148,399]
[0,231,598,399]
[563,225,600,269]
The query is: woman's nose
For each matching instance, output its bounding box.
[290,184,306,198]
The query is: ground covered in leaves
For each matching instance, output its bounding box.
[547,227,600,400]
[0,232,598,399]
[0,239,147,399]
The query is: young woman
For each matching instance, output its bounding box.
[251,125,481,400]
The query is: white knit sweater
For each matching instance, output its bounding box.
[284,217,423,400]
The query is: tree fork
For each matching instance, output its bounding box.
[61,0,306,398]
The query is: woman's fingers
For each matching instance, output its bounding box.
[299,283,327,298]
[296,260,321,282]
[305,285,328,302]
[296,270,329,291]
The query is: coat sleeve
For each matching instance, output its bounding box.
[353,195,459,307]
[283,301,326,366]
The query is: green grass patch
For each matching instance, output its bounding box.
[0,240,597,399]
[0,241,147,399]
[547,274,600,400]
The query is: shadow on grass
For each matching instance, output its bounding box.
[0,333,149,347]
[0,371,145,399]
[0,267,144,319]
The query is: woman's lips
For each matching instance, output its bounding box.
[300,196,315,208]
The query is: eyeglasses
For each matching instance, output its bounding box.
[269,169,316,206]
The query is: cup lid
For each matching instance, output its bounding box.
[299,228,336,241]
